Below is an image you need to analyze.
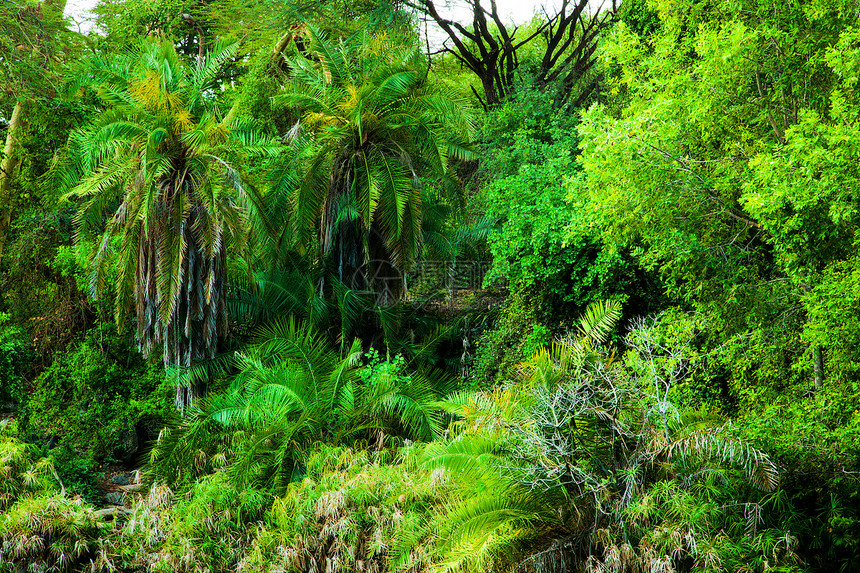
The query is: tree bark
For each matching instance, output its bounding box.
[801,282,824,390]
[0,100,24,265]
[813,344,824,390]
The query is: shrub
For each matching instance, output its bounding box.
[0,495,106,572]
[425,305,801,572]
[245,444,446,573]
[27,322,171,468]
[0,422,113,573]
[0,420,58,509]
[119,473,272,573]
[0,314,31,411]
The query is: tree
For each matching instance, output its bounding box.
[150,319,455,491]
[274,28,475,300]
[407,0,618,109]
[56,40,277,413]
[0,0,73,264]
[469,85,662,385]
[578,0,860,396]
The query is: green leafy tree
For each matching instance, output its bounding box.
[472,87,661,385]
[0,0,78,264]
[574,6,860,565]
[56,39,278,412]
[578,0,860,397]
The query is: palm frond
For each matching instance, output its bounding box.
[192,39,239,87]
[577,299,623,347]
[666,425,779,492]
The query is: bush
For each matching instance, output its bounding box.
[122,473,273,573]
[737,386,860,571]
[427,307,803,572]
[26,322,172,469]
[0,422,115,572]
[0,495,106,572]
[1,208,94,361]
[470,289,545,386]
[0,314,32,411]
[0,420,59,509]
[249,444,445,573]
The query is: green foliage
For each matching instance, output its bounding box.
[0,314,31,409]
[254,444,445,573]
[469,290,544,385]
[4,1,860,569]
[0,0,79,103]
[803,257,860,379]
[619,0,662,38]
[418,304,793,572]
[110,446,445,573]
[473,86,661,386]
[13,99,85,209]
[0,421,59,509]
[26,323,171,469]
[49,447,103,505]
[737,384,860,570]
[147,473,272,573]
[93,0,230,59]
[0,495,105,573]
[578,0,860,397]
[0,424,113,573]
[150,320,455,490]
[0,207,94,360]
[521,324,551,361]
[599,479,804,573]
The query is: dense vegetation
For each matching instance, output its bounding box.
[2,0,860,571]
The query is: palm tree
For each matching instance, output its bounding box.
[150,318,454,491]
[274,28,475,300]
[55,40,278,413]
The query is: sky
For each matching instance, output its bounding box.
[63,0,572,35]
[63,0,101,33]
[418,0,571,48]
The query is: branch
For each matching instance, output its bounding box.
[755,70,786,145]
[470,84,487,112]
[634,137,764,229]
[180,13,205,63]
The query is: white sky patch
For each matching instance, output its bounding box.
[64,0,99,34]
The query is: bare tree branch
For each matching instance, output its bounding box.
[406,0,618,107]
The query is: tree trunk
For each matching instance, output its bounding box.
[801,282,825,390]
[0,100,24,265]
[813,344,824,390]
[175,380,209,415]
